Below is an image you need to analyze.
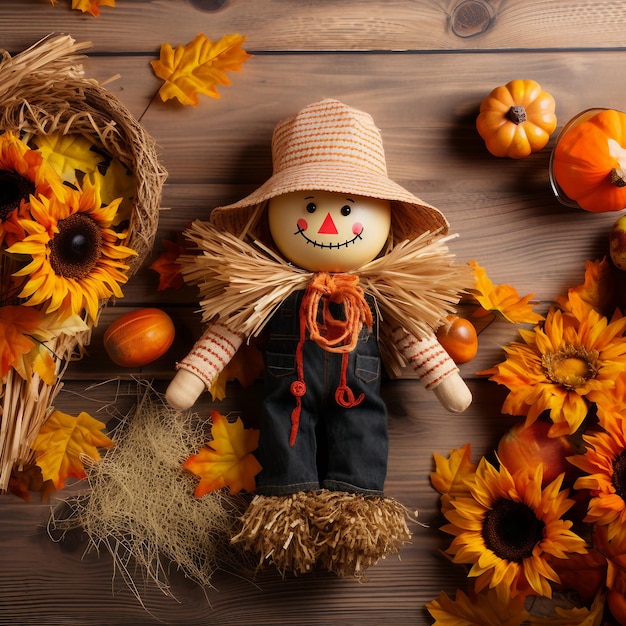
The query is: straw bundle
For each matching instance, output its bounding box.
[0,34,166,491]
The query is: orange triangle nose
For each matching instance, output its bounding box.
[318,212,338,234]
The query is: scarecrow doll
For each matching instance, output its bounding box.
[166,99,472,576]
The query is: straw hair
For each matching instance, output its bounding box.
[210,99,448,243]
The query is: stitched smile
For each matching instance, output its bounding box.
[295,225,363,249]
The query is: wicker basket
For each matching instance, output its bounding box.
[0,34,166,491]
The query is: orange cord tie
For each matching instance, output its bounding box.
[289,273,372,446]
[302,272,373,353]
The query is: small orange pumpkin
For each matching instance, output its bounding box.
[552,108,626,212]
[104,308,175,368]
[476,79,557,158]
[435,314,478,364]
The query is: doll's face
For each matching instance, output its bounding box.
[268,191,391,272]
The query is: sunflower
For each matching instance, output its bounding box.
[0,131,67,246]
[426,586,530,626]
[442,457,587,603]
[6,179,136,323]
[482,292,626,437]
[570,408,626,541]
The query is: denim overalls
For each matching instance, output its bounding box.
[255,288,389,496]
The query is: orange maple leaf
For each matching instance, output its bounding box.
[469,260,544,325]
[183,411,261,496]
[149,238,186,291]
[150,33,251,106]
[71,0,115,16]
[0,305,41,376]
[209,342,265,401]
[33,410,114,490]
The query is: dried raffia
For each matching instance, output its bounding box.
[231,489,414,578]
[49,385,250,605]
[0,34,166,491]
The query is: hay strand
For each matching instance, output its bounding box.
[49,386,248,603]
[232,490,413,578]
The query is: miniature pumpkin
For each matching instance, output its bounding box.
[104,307,175,367]
[552,108,626,212]
[476,79,557,158]
[435,314,478,364]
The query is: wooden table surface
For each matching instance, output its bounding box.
[2,1,625,624]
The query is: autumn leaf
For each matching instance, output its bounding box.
[469,260,544,325]
[49,0,114,16]
[88,157,136,226]
[31,134,104,183]
[71,0,115,16]
[0,305,41,376]
[183,411,261,496]
[209,342,265,401]
[430,444,477,513]
[32,345,57,385]
[151,33,251,106]
[527,591,606,625]
[33,410,114,490]
[149,238,187,291]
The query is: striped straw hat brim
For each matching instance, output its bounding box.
[210,99,448,242]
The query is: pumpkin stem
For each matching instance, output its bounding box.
[611,168,626,188]
[506,105,527,125]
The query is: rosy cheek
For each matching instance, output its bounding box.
[297,218,308,232]
[352,222,364,235]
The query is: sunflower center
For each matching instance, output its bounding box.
[542,344,599,390]
[49,213,103,279]
[612,451,626,501]
[0,170,35,221]
[482,499,545,563]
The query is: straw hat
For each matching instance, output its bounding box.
[210,99,448,243]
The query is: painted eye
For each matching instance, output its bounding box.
[341,205,351,216]
[306,202,317,213]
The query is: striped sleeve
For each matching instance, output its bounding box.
[391,328,458,389]
[176,322,243,389]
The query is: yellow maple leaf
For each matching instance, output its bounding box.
[430,443,476,496]
[32,345,57,385]
[31,134,105,183]
[71,0,115,16]
[183,411,261,496]
[33,410,114,490]
[151,33,251,106]
[469,260,544,325]
[88,157,136,226]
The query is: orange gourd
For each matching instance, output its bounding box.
[552,108,626,212]
[476,79,557,158]
[435,314,478,364]
[104,308,175,367]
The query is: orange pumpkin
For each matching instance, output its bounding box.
[104,308,175,367]
[435,314,478,364]
[552,108,626,212]
[476,79,557,158]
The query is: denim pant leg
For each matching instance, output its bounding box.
[320,346,388,496]
[255,291,321,495]
[256,347,322,495]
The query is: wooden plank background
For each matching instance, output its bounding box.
[1,1,624,624]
